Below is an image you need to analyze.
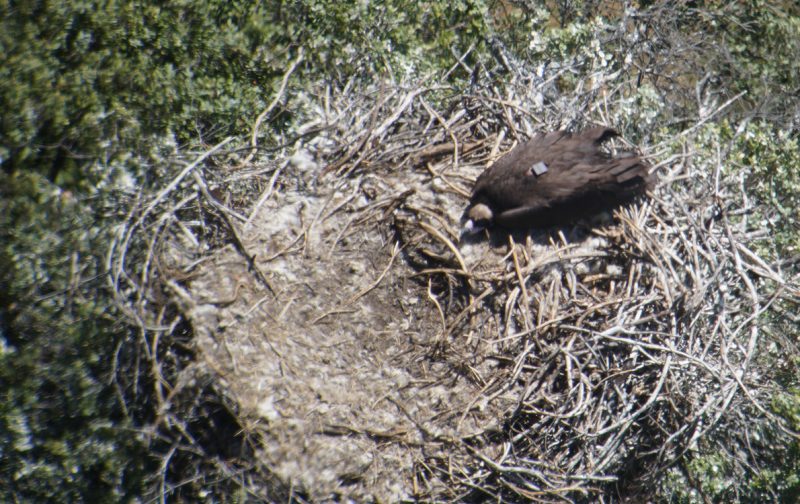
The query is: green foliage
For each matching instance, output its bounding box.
[751,392,800,500]
[654,118,800,502]
[2,0,800,500]
[1,0,279,186]
[662,454,739,503]
[732,125,800,256]
[712,1,800,118]
[0,172,152,501]
[685,453,735,502]
[0,0,492,189]
[648,117,799,501]
[270,0,489,78]
[661,410,800,503]
[526,11,598,62]
[691,120,800,258]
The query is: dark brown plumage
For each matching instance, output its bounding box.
[463,127,655,233]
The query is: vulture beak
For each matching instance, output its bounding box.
[463,219,482,235]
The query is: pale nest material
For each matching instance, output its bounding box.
[173,161,506,501]
[118,72,799,502]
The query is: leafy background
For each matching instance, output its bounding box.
[1,0,799,501]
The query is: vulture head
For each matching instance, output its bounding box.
[462,127,655,235]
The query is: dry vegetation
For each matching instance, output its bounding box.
[108,20,800,504]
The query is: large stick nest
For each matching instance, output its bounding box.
[112,68,799,501]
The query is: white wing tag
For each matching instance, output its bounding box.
[531,161,548,176]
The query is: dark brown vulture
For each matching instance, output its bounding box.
[462,127,655,234]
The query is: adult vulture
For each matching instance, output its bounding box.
[463,127,655,233]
